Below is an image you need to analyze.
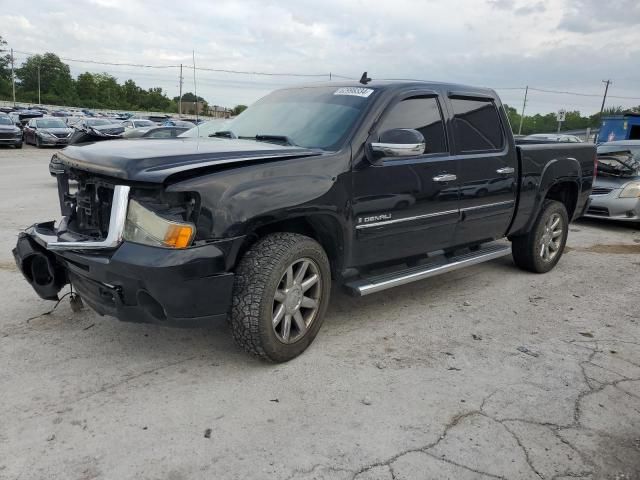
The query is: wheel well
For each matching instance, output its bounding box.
[241,216,344,277]
[545,181,578,219]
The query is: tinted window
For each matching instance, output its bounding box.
[379,97,448,154]
[451,98,504,152]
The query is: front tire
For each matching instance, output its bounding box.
[230,233,331,362]
[511,200,569,273]
[35,136,42,148]
[14,142,22,149]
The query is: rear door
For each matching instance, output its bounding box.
[447,94,517,245]
[351,90,460,266]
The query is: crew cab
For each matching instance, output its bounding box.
[13,81,595,362]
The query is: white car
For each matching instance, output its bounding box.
[121,119,157,129]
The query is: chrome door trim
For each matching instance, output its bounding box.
[461,200,514,212]
[433,174,457,182]
[356,209,459,230]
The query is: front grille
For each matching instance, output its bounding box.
[586,206,610,217]
[0,132,14,139]
[53,133,69,138]
[591,187,613,195]
[62,179,115,239]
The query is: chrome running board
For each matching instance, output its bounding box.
[345,242,512,296]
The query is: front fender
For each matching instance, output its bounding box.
[167,154,350,239]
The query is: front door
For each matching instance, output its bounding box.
[351,93,460,267]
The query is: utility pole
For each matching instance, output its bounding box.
[37,63,41,105]
[178,64,183,117]
[595,80,611,143]
[10,48,16,106]
[518,85,528,135]
[599,80,611,118]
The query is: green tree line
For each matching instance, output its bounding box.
[0,36,242,114]
[503,104,632,135]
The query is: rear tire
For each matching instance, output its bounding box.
[511,200,569,273]
[230,233,331,362]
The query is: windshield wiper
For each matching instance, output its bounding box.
[210,130,237,139]
[253,134,298,147]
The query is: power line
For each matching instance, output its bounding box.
[10,48,640,101]
[13,49,336,78]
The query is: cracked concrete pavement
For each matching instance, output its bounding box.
[0,146,639,480]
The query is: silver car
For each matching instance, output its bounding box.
[584,140,640,223]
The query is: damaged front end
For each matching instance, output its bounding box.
[13,226,69,300]
[12,168,237,327]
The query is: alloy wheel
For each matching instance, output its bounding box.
[272,258,322,344]
[539,213,563,262]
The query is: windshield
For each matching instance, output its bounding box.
[36,119,67,128]
[0,116,13,126]
[596,145,640,177]
[179,119,229,138]
[86,118,113,126]
[222,86,375,149]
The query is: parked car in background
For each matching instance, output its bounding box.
[23,117,74,148]
[123,126,190,139]
[52,110,73,118]
[73,118,124,131]
[522,133,583,143]
[584,140,640,223]
[68,118,125,144]
[162,119,196,128]
[9,110,44,128]
[177,118,229,138]
[0,114,23,148]
[121,119,156,129]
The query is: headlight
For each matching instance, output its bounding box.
[619,182,640,198]
[124,199,195,248]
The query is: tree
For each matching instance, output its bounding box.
[16,53,75,104]
[76,72,99,107]
[232,104,248,116]
[0,36,11,99]
[174,91,205,103]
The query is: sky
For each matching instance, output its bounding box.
[1,0,639,114]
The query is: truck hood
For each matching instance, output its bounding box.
[57,137,323,183]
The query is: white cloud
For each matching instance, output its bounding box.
[2,0,639,113]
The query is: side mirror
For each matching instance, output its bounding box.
[368,128,425,163]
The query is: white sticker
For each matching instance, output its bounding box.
[333,87,374,98]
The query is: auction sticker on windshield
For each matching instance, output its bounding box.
[334,87,374,98]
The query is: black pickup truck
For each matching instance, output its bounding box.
[13,81,595,361]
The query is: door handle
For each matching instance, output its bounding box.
[433,174,457,182]
[496,167,515,175]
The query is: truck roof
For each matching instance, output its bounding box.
[279,80,498,97]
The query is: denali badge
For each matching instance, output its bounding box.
[358,214,392,224]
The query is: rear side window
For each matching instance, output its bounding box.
[451,98,505,152]
[378,97,448,154]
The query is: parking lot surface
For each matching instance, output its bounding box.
[1,144,639,480]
